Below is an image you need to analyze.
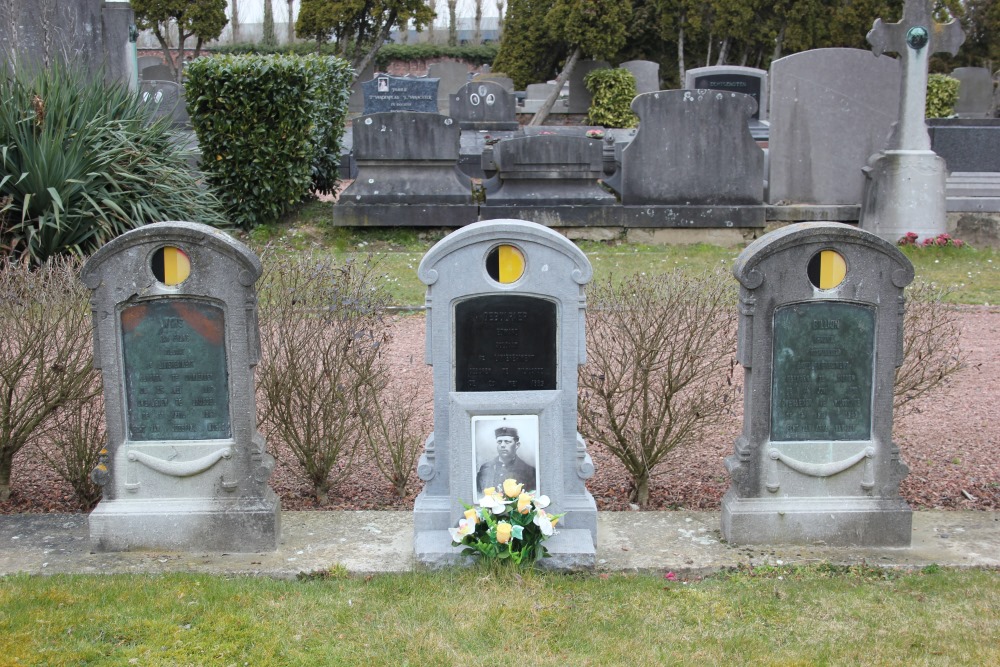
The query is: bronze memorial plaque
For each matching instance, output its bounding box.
[121,299,231,440]
[771,301,875,441]
[455,295,557,391]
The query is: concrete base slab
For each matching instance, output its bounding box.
[720,492,912,547]
[765,204,860,222]
[626,227,749,246]
[414,528,596,571]
[332,204,479,227]
[620,205,766,228]
[480,205,621,227]
[89,494,281,553]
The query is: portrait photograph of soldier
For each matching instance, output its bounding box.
[472,415,539,499]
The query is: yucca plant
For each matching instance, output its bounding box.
[0,63,229,264]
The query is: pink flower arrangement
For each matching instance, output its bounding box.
[898,232,966,248]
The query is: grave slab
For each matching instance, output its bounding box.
[362,74,439,114]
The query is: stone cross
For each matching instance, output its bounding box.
[867,0,964,151]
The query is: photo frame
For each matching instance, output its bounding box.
[471,414,539,501]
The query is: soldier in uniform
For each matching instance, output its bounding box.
[476,426,536,495]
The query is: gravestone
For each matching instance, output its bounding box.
[362,74,439,114]
[951,67,994,118]
[861,0,965,243]
[568,60,610,113]
[348,62,376,114]
[481,135,617,226]
[141,63,174,82]
[685,65,768,120]
[334,112,476,226]
[449,80,519,131]
[521,83,564,114]
[620,60,660,95]
[606,89,765,228]
[413,219,598,568]
[471,73,515,91]
[137,55,162,72]
[768,48,900,208]
[428,61,472,114]
[722,222,914,546]
[81,221,280,552]
[139,80,189,127]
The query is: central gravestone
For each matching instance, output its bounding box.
[721,222,914,546]
[82,221,279,552]
[413,219,597,569]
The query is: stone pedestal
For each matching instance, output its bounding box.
[861,150,949,242]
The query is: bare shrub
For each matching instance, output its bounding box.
[256,252,390,504]
[896,280,966,417]
[579,271,738,507]
[0,256,97,501]
[358,370,426,499]
[35,389,106,510]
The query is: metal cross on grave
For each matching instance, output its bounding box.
[867,0,965,151]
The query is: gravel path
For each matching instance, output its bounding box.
[4,307,997,515]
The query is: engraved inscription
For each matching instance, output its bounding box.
[455,295,557,392]
[771,301,875,441]
[121,300,231,441]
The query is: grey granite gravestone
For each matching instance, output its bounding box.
[141,63,174,82]
[413,220,597,569]
[951,67,993,118]
[363,74,439,114]
[768,48,900,208]
[686,65,768,120]
[81,221,280,552]
[449,80,519,131]
[139,80,189,128]
[620,60,660,95]
[861,0,965,243]
[522,83,562,114]
[928,118,1000,172]
[348,62,376,114]
[606,89,765,228]
[334,112,476,226]
[429,61,472,114]
[568,60,610,113]
[721,222,914,547]
[137,55,162,72]
[471,73,515,91]
[480,135,617,226]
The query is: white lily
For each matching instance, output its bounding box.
[532,494,551,510]
[533,508,555,536]
[448,518,475,542]
[479,492,508,515]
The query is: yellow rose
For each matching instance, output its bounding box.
[464,508,479,525]
[483,487,496,497]
[496,521,513,545]
[516,492,532,514]
[503,479,523,498]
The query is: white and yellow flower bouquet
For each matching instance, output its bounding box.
[449,478,564,565]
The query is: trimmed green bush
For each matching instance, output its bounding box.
[0,63,227,264]
[585,68,639,128]
[374,43,499,68]
[185,54,352,229]
[926,73,960,118]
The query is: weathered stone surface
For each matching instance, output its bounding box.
[928,119,1000,172]
[768,48,900,206]
[620,60,660,94]
[449,80,518,131]
[721,222,914,547]
[81,221,280,553]
[951,67,995,118]
[429,60,471,114]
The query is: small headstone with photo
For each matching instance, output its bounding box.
[81,221,280,552]
[722,222,914,546]
[362,74,439,114]
[471,73,515,92]
[449,80,518,131]
[139,80,189,127]
[413,219,598,569]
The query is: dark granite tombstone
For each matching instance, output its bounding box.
[334,112,476,226]
[722,222,914,546]
[414,219,597,569]
[606,89,765,228]
[141,63,174,82]
[139,80,189,127]
[449,80,519,131]
[685,66,768,120]
[362,74,439,114]
[82,221,280,552]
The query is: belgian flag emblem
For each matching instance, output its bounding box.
[807,249,846,290]
[486,244,525,284]
[151,246,191,286]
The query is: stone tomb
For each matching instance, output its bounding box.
[606,89,765,228]
[685,65,768,121]
[334,112,476,226]
[362,74,439,114]
[722,222,914,546]
[413,220,597,568]
[480,134,618,226]
[449,80,519,131]
[82,221,279,552]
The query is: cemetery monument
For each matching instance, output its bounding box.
[82,222,280,552]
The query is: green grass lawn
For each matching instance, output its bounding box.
[257,201,1000,308]
[1,566,996,665]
